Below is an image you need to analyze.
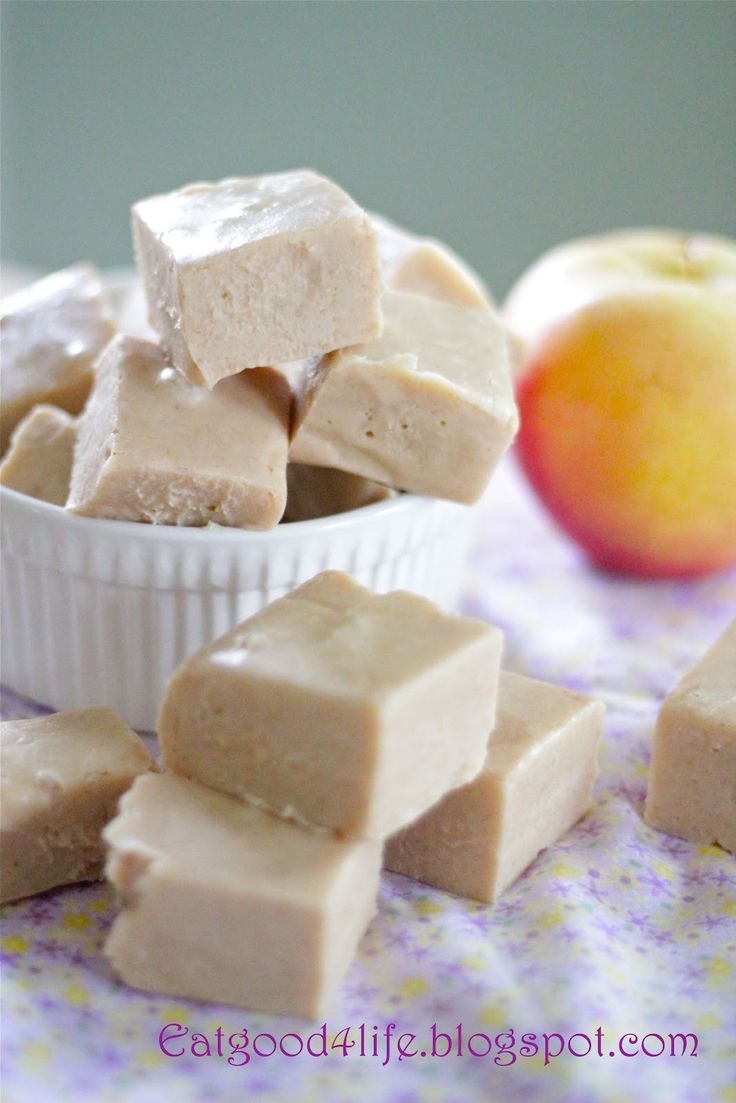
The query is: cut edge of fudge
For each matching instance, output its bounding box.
[385,671,604,903]
[644,619,736,852]
[103,772,382,1017]
[0,707,155,905]
[0,404,77,505]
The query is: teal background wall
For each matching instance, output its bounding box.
[2,1,735,298]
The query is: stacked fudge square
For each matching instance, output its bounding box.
[0,591,604,1016]
[2,169,519,521]
[102,570,605,1017]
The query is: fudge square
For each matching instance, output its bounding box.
[67,335,290,528]
[289,290,519,504]
[0,405,76,505]
[645,619,736,853]
[132,170,383,388]
[0,708,154,905]
[385,672,604,902]
[159,570,503,839]
[0,264,115,453]
[104,773,382,1017]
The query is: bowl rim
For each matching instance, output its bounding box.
[0,482,457,544]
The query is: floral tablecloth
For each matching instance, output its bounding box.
[2,458,734,1103]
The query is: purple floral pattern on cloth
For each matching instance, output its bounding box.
[1,458,735,1103]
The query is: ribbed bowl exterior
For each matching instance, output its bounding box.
[1,487,475,730]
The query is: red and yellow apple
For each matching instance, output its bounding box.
[503,230,736,577]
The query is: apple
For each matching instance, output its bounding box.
[503,230,736,578]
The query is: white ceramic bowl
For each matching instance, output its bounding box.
[1,485,475,730]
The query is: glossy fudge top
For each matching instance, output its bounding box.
[133,171,370,265]
[77,336,287,470]
[66,334,290,528]
[334,290,515,415]
[488,671,605,773]
[189,570,497,700]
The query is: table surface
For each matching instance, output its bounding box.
[2,458,734,1103]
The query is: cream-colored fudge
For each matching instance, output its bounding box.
[372,214,529,373]
[270,355,326,436]
[115,279,157,341]
[372,213,494,309]
[645,620,736,852]
[373,215,529,376]
[0,264,115,453]
[67,335,290,528]
[159,571,502,839]
[385,672,604,902]
[0,708,154,905]
[283,463,393,523]
[0,405,76,505]
[104,773,381,1017]
[290,290,519,504]
[132,170,382,388]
